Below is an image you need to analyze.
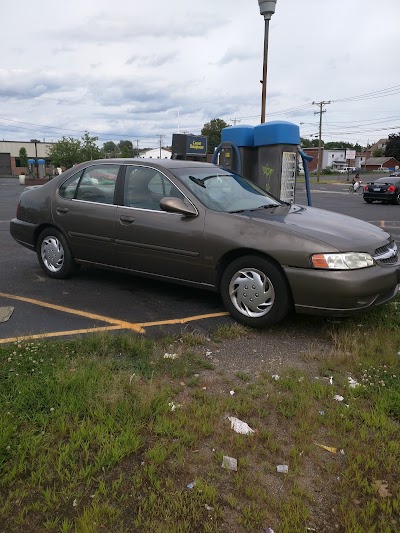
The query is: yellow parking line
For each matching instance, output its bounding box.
[0,292,142,331]
[0,325,123,344]
[0,292,230,342]
[133,312,230,333]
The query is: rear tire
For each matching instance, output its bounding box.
[364,198,373,203]
[395,193,400,205]
[220,255,291,328]
[37,228,78,279]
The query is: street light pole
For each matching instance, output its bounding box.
[258,1,277,123]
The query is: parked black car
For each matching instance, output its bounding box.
[363,177,400,204]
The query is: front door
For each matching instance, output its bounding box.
[115,164,206,283]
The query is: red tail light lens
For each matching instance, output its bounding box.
[364,186,369,191]
[387,185,396,192]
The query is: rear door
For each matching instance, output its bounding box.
[52,163,121,264]
[115,164,206,283]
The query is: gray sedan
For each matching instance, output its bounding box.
[10,159,400,328]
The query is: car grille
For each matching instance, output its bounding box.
[373,241,398,265]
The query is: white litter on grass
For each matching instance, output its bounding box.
[168,401,182,412]
[221,455,237,471]
[277,464,289,473]
[205,504,214,511]
[228,416,255,435]
[329,376,333,385]
[334,395,344,402]
[272,374,280,381]
[164,353,178,359]
[72,499,78,507]
[347,376,360,388]
[230,390,235,396]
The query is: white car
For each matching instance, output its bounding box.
[337,167,356,173]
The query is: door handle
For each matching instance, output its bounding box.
[119,215,135,224]
[56,207,69,214]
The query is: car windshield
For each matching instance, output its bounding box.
[174,168,282,212]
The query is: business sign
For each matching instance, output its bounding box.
[346,150,356,160]
[186,135,207,156]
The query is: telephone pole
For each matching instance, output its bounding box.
[230,118,241,126]
[312,100,331,182]
[157,135,165,159]
[135,139,140,158]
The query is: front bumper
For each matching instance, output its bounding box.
[284,264,400,316]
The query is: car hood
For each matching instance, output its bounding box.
[239,204,391,252]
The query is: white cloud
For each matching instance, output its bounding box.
[0,0,399,148]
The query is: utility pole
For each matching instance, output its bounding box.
[312,100,331,182]
[157,135,165,159]
[135,139,140,158]
[230,118,241,126]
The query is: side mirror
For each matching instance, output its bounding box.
[160,197,197,217]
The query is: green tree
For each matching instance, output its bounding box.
[201,118,229,154]
[384,133,400,161]
[300,137,313,148]
[118,140,134,158]
[372,148,384,157]
[48,132,103,168]
[80,132,103,162]
[103,141,119,158]
[48,137,83,169]
[19,147,28,167]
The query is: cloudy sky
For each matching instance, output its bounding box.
[1,0,399,149]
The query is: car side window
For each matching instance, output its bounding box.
[124,166,184,210]
[59,171,83,199]
[73,164,119,204]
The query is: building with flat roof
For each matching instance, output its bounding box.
[0,140,54,175]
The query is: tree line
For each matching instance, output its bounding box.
[40,122,400,169]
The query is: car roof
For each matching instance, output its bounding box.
[75,158,216,171]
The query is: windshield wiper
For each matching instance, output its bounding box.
[249,204,281,211]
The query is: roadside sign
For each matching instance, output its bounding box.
[346,150,356,160]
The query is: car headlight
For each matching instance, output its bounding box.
[311,252,374,269]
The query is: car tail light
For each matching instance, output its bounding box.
[387,185,396,192]
[364,186,369,191]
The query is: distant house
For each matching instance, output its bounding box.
[140,148,171,159]
[363,156,399,171]
[368,138,388,154]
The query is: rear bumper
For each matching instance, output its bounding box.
[284,264,400,316]
[363,192,396,202]
[10,218,37,250]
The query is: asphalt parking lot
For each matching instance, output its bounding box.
[1,176,399,344]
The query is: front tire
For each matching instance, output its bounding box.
[37,228,77,279]
[220,255,291,328]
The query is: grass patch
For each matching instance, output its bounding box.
[1,299,400,531]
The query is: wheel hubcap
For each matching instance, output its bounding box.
[41,236,64,272]
[229,268,275,318]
